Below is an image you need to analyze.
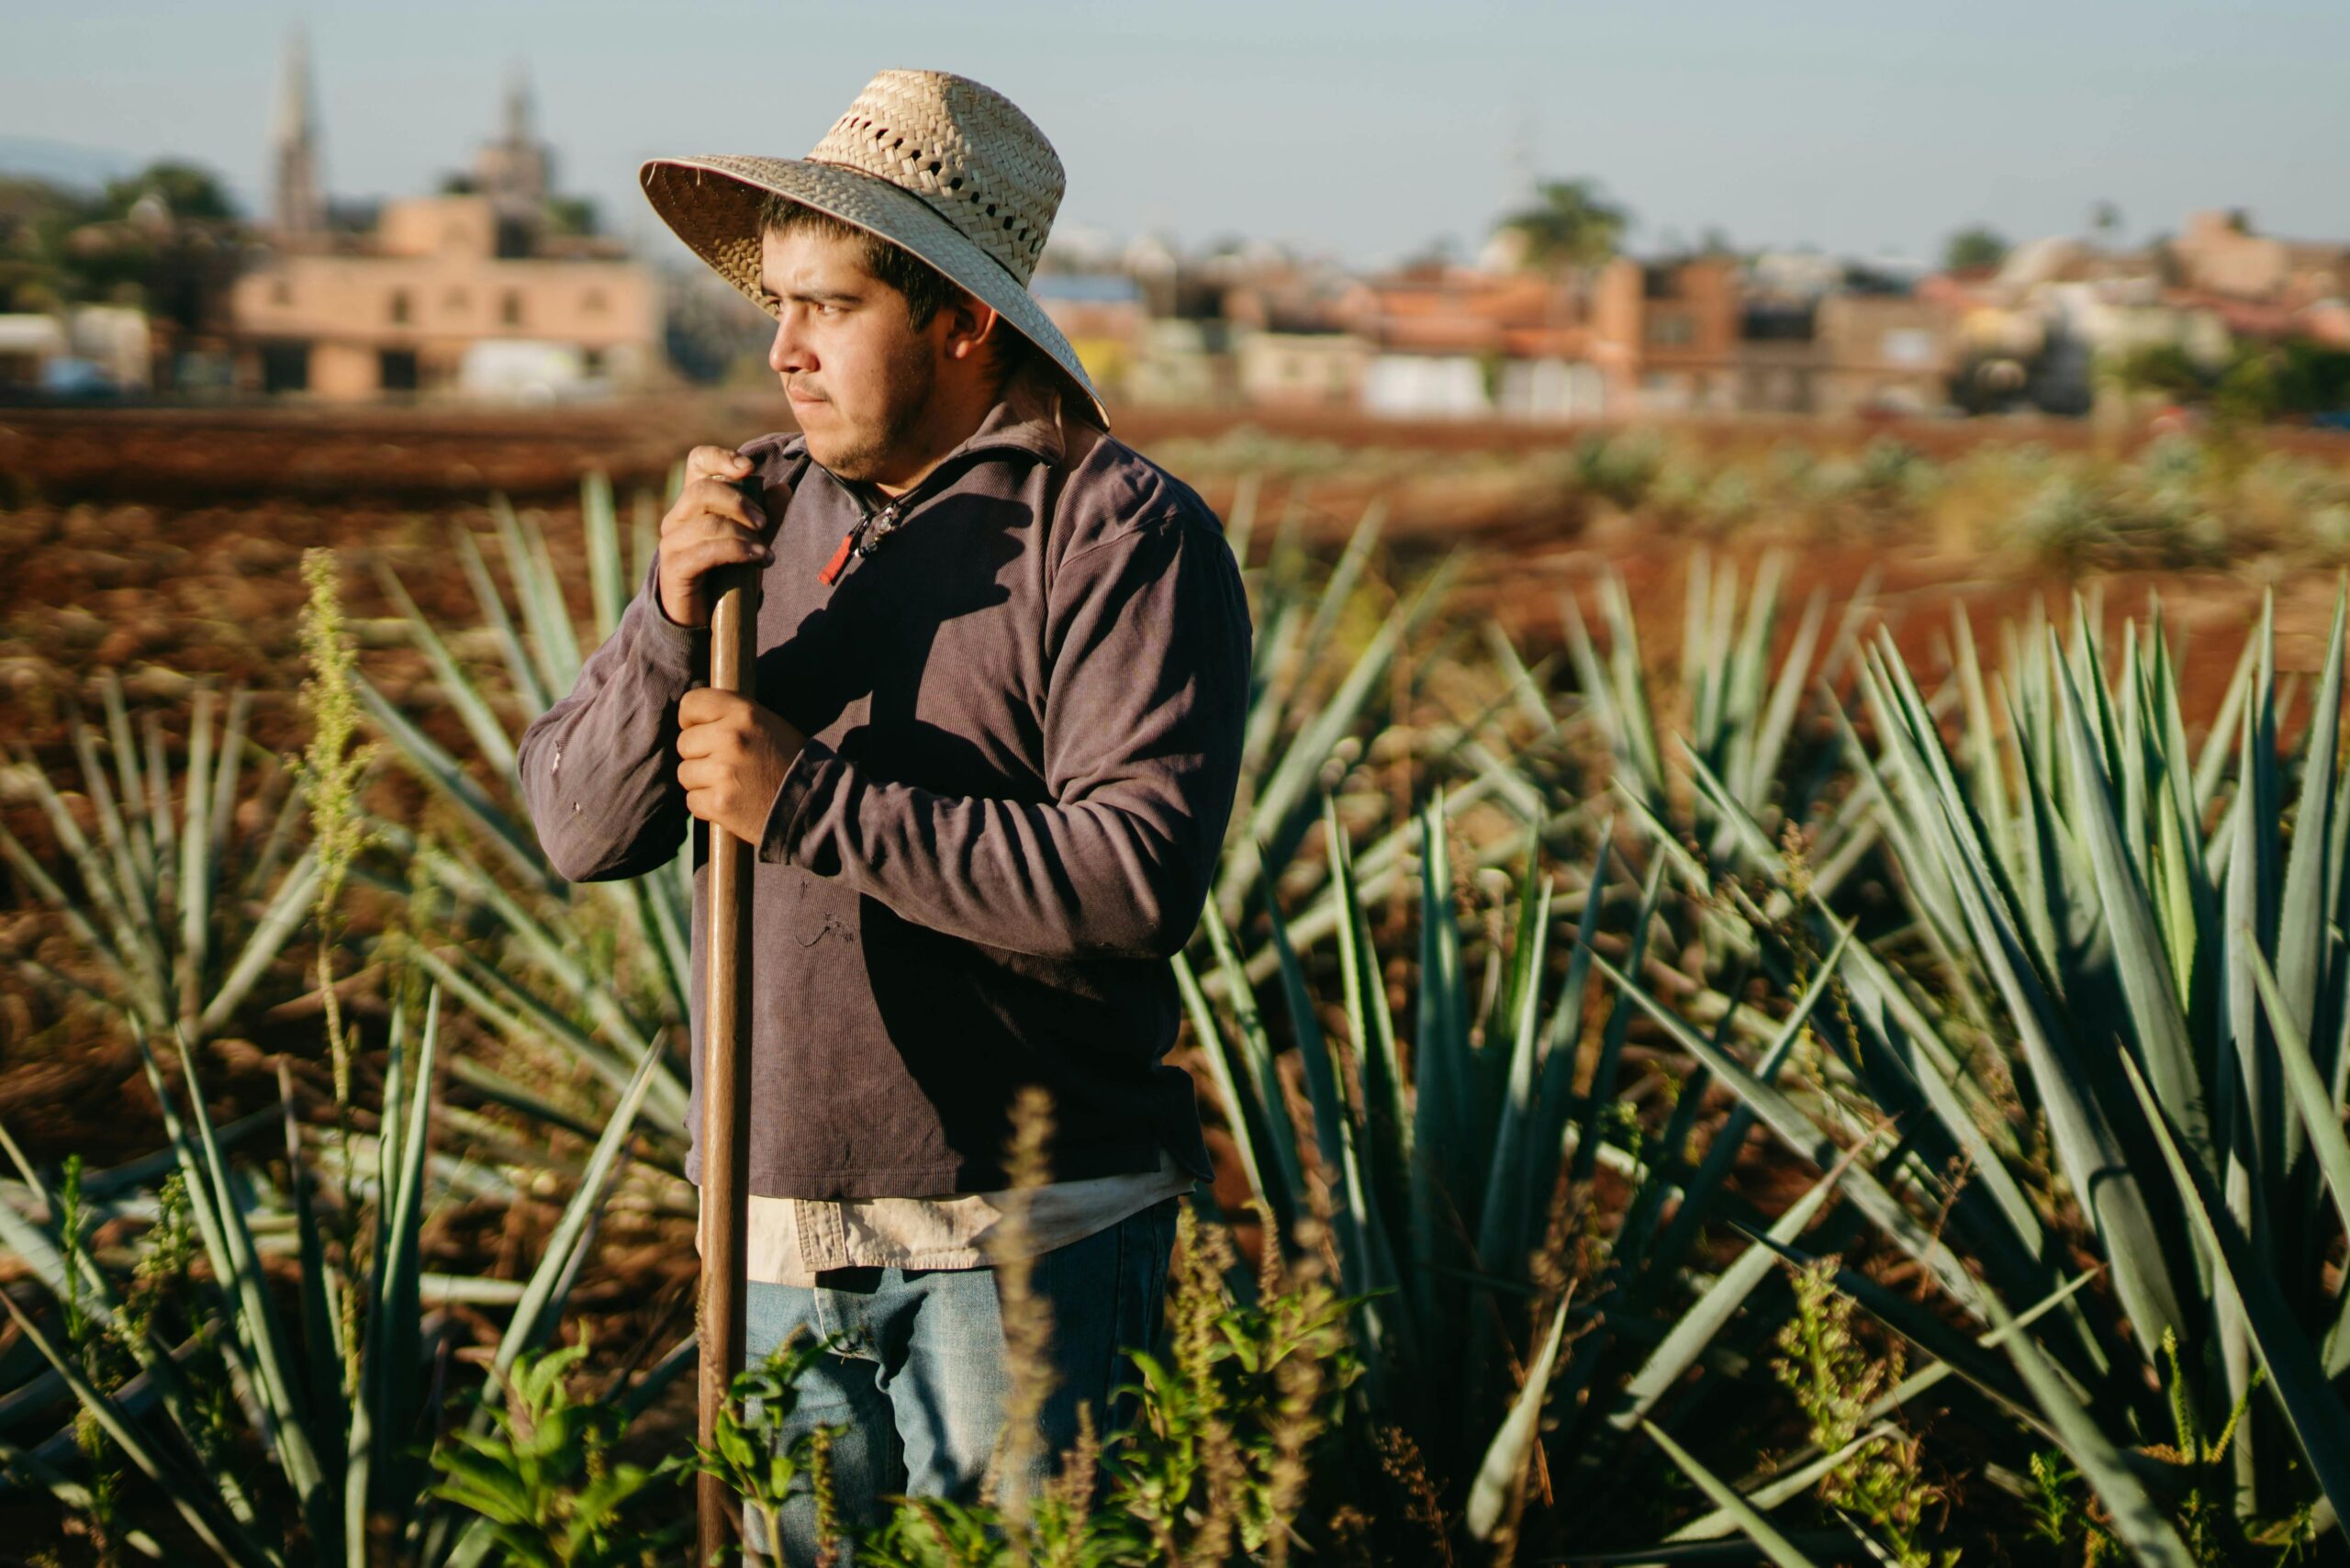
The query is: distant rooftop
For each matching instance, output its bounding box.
[1030,273,1143,304]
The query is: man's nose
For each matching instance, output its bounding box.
[768,310,814,376]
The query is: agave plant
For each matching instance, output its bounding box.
[360,476,692,1149]
[1560,546,1881,890]
[1198,481,1597,1019]
[0,991,675,1567]
[1172,775,1920,1558]
[1605,584,2350,1558]
[1,674,319,1043]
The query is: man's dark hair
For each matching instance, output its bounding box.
[755,191,1032,388]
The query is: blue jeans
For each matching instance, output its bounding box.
[738,1194,1181,1564]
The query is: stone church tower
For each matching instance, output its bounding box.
[472,67,553,229]
[270,26,325,237]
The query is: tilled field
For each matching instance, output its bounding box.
[6,400,2350,1539]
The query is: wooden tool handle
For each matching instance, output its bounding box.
[696,551,760,1563]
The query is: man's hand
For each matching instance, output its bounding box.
[658,445,778,629]
[677,689,806,845]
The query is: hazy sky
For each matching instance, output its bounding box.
[7,0,2346,273]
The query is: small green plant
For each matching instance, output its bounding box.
[57,1154,129,1563]
[673,1329,848,1567]
[855,1200,1364,1568]
[1770,1255,1953,1566]
[294,545,386,1406]
[426,1338,688,1568]
[2025,1327,2322,1567]
[2026,1449,2117,1563]
[1103,1201,1360,1563]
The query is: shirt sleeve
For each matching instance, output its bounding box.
[756,513,1253,960]
[514,558,702,882]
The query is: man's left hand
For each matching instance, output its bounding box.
[677,689,806,845]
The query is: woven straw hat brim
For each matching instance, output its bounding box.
[640,154,1109,431]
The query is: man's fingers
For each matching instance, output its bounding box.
[675,534,772,581]
[661,477,767,538]
[662,514,770,564]
[685,444,754,484]
[677,687,749,727]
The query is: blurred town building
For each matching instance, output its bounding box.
[0,306,152,395]
[10,25,2344,420]
[225,35,658,402]
[1925,210,2350,420]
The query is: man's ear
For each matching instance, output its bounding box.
[943,291,1002,364]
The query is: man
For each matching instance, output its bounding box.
[515,70,1253,1560]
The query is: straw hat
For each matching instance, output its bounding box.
[640,69,1108,431]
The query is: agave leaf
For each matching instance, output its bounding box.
[1590,944,1986,1312]
[1224,549,1463,912]
[1411,789,1469,1330]
[0,1291,275,1567]
[2119,1045,2350,1536]
[1197,896,1305,1236]
[1465,1292,1571,1541]
[495,495,584,698]
[1639,1417,1826,1568]
[1290,496,1386,687]
[1262,869,1396,1383]
[1980,1249,2202,1565]
[360,989,442,1538]
[199,846,322,1035]
[454,521,551,719]
[582,469,626,641]
[178,687,218,1023]
[0,819,129,1000]
[487,1043,661,1389]
[17,739,170,1023]
[164,1031,337,1546]
[1674,1268,2104,1543]
[2047,633,2216,1167]
[1639,919,1855,1288]
[355,673,550,890]
[1667,1428,1901,1545]
[2194,619,2261,814]
[1863,636,2192,1353]
[2246,946,2350,1260]
[277,1063,347,1484]
[1324,791,1411,1260]
[1472,869,1554,1282]
[1610,1147,1853,1435]
[375,560,520,780]
[1172,947,1268,1214]
[2271,586,2347,1175]
[1522,833,1610,1200]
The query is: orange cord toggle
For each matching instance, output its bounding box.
[819,530,855,585]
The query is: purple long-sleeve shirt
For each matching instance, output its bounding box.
[515,363,1250,1198]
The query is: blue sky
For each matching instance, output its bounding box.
[6,0,2346,272]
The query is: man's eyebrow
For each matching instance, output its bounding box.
[757,280,865,305]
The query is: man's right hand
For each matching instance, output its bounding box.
[657,445,773,629]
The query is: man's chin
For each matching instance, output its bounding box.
[804,432,872,480]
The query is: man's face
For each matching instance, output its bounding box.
[758,225,942,484]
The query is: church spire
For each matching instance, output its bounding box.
[502,63,533,147]
[271,25,324,236]
[474,60,552,230]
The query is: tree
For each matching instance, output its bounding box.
[101,162,237,223]
[1942,224,2008,274]
[1493,177,1629,274]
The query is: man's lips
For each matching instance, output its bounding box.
[787,384,826,409]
